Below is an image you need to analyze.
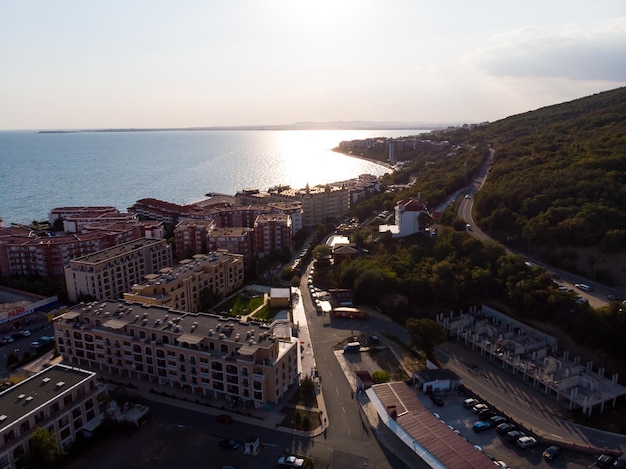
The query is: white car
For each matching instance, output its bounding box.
[463,398,479,408]
[278,455,305,468]
[472,403,488,414]
[517,435,538,448]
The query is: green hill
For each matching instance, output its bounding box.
[467,87,626,285]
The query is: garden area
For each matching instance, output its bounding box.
[212,288,288,322]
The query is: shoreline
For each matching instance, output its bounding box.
[331,147,395,171]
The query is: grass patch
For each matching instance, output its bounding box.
[215,290,265,317]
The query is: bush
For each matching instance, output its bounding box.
[372,370,390,384]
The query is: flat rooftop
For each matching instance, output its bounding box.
[70,238,165,264]
[0,364,96,431]
[60,299,288,351]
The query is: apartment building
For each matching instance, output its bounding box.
[268,202,303,234]
[123,251,244,312]
[0,364,106,469]
[0,228,111,277]
[300,183,349,226]
[48,206,118,226]
[54,300,299,408]
[206,228,254,266]
[128,198,192,225]
[174,219,216,260]
[65,238,173,303]
[253,214,292,258]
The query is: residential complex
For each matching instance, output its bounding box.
[0,364,106,469]
[437,307,626,416]
[253,214,292,258]
[122,251,245,312]
[64,238,173,303]
[54,300,299,408]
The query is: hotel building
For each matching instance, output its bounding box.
[65,238,173,303]
[122,251,244,313]
[54,300,299,408]
[0,364,106,468]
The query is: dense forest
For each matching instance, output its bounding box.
[336,87,626,369]
[346,86,626,286]
[457,87,626,283]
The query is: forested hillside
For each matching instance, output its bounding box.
[446,87,626,285]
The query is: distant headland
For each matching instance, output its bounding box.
[38,121,448,134]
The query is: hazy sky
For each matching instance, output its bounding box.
[2,1,625,130]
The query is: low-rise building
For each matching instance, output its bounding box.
[0,364,106,469]
[54,300,299,408]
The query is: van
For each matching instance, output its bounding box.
[343,342,361,353]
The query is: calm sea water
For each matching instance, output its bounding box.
[0,129,426,225]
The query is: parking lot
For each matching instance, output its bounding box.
[415,390,601,469]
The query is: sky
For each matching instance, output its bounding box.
[1,0,626,130]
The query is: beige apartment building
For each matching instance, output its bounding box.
[65,238,173,303]
[123,251,244,313]
[0,364,106,469]
[54,300,299,408]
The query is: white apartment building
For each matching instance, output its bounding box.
[123,251,245,313]
[65,238,173,303]
[0,364,106,469]
[54,300,299,408]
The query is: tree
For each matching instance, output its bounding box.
[24,427,63,467]
[406,318,447,359]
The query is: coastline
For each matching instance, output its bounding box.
[331,147,395,171]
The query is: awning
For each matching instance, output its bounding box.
[176,333,203,345]
[103,319,127,330]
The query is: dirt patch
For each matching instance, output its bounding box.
[279,406,322,432]
[367,348,410,381]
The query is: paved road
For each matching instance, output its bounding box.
[300,264,416,469]
[436,341,626,454]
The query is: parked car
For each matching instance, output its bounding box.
[463,398,479,408]
[472,421,493,433]
[575,283,592,292]
[30,341,42,349]
[278,455,305,468]
[613,454,626,468]
[478,409,496,420]
[430,394,444,407]
[472,403,488,414]
[218,438,239,450]
[597,454,616,467]
[493,461,510,469]
[496,423,515,435]
[543,445,561,460]
[19,330,31,337]
[517,436,538,448]
[215,414,233,424]
[489,415,507,426]
[505,430,525,442]
[2,337,13,344]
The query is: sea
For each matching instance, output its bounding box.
[0,129,428,226]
